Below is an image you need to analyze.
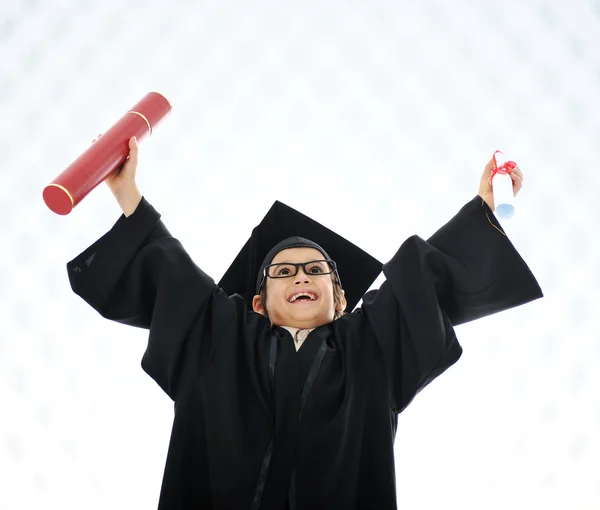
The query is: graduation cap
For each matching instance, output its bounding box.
[218,201,382,312]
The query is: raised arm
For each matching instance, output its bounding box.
[362,194,542,414]
[66,138,236,399]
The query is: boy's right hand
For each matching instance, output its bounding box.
[103,135,138,195]
[93,135,142,217]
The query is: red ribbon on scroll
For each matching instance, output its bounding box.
[491,150,517,180]
[43,91,172,215]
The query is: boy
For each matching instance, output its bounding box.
[67,137,541,509]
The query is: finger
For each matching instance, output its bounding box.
[509,165,523,180]
[513,183,523,197]
[512,175,523,194]
[483,157,495,177]
[509,170,523,192]
[127,137,138,166]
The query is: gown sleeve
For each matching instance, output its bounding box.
[361,196,543,413]
[66,197,236,400]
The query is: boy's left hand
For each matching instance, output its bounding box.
[478,157,524,211]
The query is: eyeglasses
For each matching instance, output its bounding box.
[258,259,340,291]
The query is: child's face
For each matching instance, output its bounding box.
[252,247,346,329]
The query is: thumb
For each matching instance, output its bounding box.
[127,136,138,166]
[482,157,495,186]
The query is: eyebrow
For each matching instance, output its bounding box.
[272,259,324,264]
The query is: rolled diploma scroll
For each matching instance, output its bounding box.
[492,150,516,220]
[43,91,172,215]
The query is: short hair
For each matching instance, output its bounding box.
[259,273,345,321]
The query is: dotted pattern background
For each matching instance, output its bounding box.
[1,0,599,508]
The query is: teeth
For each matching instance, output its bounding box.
[289,292,317,302]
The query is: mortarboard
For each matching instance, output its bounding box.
[218,201,382,312]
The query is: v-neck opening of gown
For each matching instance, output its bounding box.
[280,326,314,352]
[251,326,330,510]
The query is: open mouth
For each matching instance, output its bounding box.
[287,291,319,303]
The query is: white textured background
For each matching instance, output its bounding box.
[1,0,599,508]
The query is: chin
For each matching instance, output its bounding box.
[291,312,333,328]
[271,303,336,328]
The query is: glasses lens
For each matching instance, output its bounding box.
[305,260,334,274]
[267,263,297,278]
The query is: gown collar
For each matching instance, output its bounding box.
[280,326,314,351]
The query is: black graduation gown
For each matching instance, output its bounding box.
[67,196,542,510]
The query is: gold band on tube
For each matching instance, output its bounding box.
[47,183,74,208]
[127,110,152,135]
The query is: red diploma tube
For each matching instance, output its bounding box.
[43,91,172,215]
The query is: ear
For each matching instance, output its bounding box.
[252,294,266,316]
[335,289,347,313]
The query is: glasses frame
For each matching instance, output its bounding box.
[258,259,341,292]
